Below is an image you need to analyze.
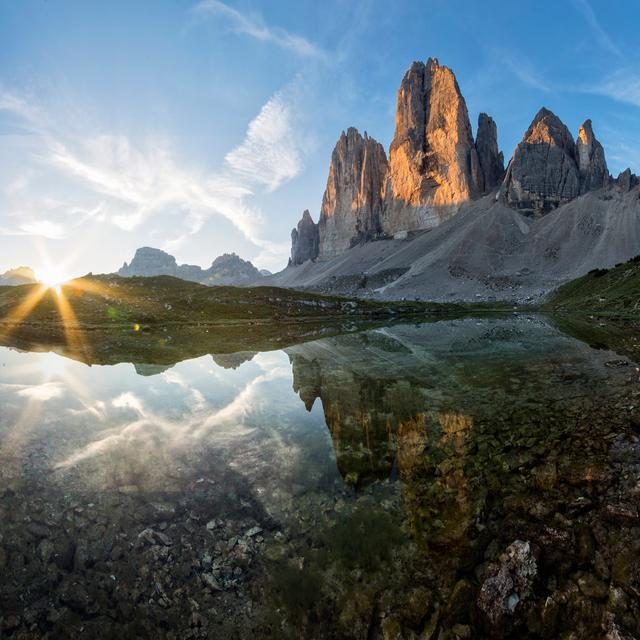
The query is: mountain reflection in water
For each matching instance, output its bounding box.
[1,315,639,639]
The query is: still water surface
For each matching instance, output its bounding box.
[1,316,639,639]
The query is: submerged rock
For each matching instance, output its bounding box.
[477,540,539,633]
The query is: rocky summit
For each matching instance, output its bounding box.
[384,58,481,234]
[118,247,263,287]
[277,57,639,303]
[500,107,579,214]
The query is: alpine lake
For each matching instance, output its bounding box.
[1,313,640,639]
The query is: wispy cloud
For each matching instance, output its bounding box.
[585,71,640,107]
[225,92,302,191]
[0,85,308,269]
[192,0,324,59]
[572,0,623,58]
[501,54,551,93]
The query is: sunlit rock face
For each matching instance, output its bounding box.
[318,128,389,259]
[290,210,319,265]
[576,119,609,194]
[475,113,505,193]
[383,58,480,234]
[500,108,609,216]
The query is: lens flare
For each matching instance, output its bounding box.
[36,266,69,292]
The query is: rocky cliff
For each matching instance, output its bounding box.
[576,119,609,194]
[289,58,506,261]
[118,247,263,286]
[499,108,610,216]
[317,128,388,258]
[290,210,319,265]
[475,113,504,193]
[383,58,480,234]
[280,57,636,300]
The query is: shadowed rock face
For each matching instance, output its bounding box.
[577,119,609,194]
[290,210,319,265]
[318,128,388,259]
[500,108,582,216]
[383,58,480,234]
[475,113,504,193]
[616,168,639,192]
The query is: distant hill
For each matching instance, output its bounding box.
[117,247,264,286]
[0,266,37,286]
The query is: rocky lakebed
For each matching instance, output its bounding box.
[1,315,640,639]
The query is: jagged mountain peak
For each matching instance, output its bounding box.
[524,107,575,149]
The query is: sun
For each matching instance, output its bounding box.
[36,266,69,293]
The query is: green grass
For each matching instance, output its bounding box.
[0,274,472,366]
[0,274,463,327]
[545,255,640,314]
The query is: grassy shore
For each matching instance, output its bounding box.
[0,274,479,366]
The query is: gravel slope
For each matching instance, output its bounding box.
[265,185,640,303]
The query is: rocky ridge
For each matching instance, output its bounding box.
[118,247,263,287]
[292,59,507,261]
[280,57,638,302]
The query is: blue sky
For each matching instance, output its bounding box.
[0,0,638,277]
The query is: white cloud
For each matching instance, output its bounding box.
[193,0,324,59]
[0,85,307,269]
[17,382,64,401]
[587,71,640,107]
[572,0,623,59]
[225,92,302,192]
[18,220,66,239]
